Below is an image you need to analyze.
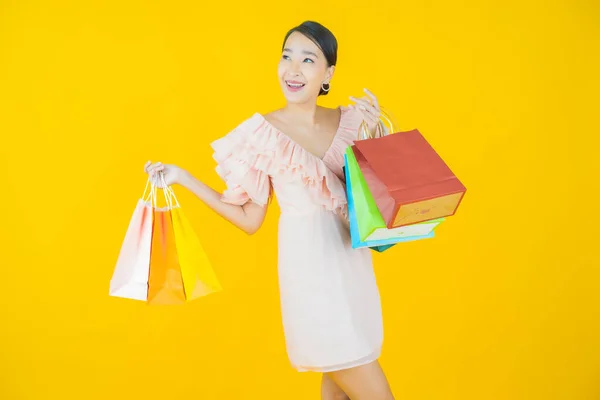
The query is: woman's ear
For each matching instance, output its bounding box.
[325,65,336,84]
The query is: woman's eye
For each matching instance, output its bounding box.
[282,55,290,60]
[303,58,314,63]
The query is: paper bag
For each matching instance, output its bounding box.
[109,181,154,301]
[353,129,466,228]
[344,153,437,252]
[147,185,186,305]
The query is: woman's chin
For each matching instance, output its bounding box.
[281,90,315,104]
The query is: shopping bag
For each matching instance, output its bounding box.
[146,181,186,305]
[109,179,154,301]
[345,147,442,244]
[354,109,466,228]
[344,146,386,242]
[167,187,222,300]
[345,154,394,252]
[344,153,437,252]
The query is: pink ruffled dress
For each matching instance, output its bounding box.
[210,106,383,372]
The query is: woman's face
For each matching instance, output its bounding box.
[278,31,334,104]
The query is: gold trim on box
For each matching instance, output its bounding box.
[392,192,464,227]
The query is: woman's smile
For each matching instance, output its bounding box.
[285,80,306,92]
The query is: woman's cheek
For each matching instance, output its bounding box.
[277,63,286,80]
[302,66,317,85]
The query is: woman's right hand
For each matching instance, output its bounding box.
[144,160,268,235]
[144,161,187,188]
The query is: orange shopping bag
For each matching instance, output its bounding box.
[147,179,186,305]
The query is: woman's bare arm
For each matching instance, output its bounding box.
[178,171,268,235]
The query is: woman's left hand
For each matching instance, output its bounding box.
[349,88,381,137]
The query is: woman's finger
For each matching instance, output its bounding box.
[350,97,372,110]
[362,104,381,118]
[350,96,379,114]
[354,107,379,125]
[149,162,162,173]
[351,100,378,121]
[352,95,369,102]
[350,94,376,108]
[363,112,379,124]
[363,88,380,111]
[148,164,162,176]
[350,95,370,105]
[355,103,381,120]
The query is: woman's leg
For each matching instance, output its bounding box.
[321,373,350,400]
[325,360,394,400]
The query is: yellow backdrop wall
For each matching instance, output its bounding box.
[1,1,599,399]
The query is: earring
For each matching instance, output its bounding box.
[321,82,331,92]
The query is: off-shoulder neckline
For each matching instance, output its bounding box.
[253,106,347,162]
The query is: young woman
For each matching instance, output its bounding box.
[145,21,395,400]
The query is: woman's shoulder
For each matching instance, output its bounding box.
[258,105,357,126]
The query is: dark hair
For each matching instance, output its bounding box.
[282,21,338,96]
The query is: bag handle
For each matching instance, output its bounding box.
[145,172,175,210]
[157,172,181,209]
[357,106,397,140]
[139,173,180,210]
[141,177,154,203]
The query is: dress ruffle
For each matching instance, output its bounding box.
[323,106,364,180]
[211,110,358,217]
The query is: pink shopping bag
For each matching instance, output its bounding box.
[109,179,154,301]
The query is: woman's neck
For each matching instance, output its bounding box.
[282,102,321,125]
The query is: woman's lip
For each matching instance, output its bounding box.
[285,80,306,85]
[285,81,305,92]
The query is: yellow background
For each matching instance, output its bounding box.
[1,0,599,399]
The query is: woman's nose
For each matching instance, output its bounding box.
[289,61,301,74]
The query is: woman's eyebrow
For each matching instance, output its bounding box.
[282,48,319,58]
